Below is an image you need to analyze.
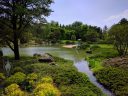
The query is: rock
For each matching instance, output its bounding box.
[33,53,54,63]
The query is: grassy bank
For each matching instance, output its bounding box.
[86,44,128,95]
[0,56,103,96]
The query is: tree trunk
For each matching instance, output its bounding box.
[14,32,20,60]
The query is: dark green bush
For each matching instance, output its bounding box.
[12,67,24,74]
[5,72,26,85]
[65,40,75,45]
[90,45,100,51]
[95,67,128,96]
[79,43,90,49]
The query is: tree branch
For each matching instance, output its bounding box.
[5,40,14,52]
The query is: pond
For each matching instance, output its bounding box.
[2,46,113,96]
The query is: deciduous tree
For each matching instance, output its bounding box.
[0,0,53,60]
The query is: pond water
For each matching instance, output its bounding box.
[2,46,113,96]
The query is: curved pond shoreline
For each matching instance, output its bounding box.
[2,47,113,96]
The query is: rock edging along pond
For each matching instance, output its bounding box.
[2,47,113,95]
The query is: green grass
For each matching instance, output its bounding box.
[88,58,104,72]
[86,44,118,71]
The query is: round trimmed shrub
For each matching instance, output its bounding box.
[41,76,53,84]
[33,83,61,96]
[5,72,26,85]
[12,67,24,74]
[5,83,26,96]
[26,73,38,81]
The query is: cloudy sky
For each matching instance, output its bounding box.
[47,0,128,28]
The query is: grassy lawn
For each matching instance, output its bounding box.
[86,44,118,72]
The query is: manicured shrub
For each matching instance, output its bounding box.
[4,83,26,96]
[41,76,53,84]
[24,73,38,91]
[33,83,61,96]
[12,67,24,74]
[26,73,38,81]
[5,72,26,85]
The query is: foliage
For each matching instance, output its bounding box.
[5,72,26,85]
[41,76,53,84]
[60,85,98,96]
[0,73,5,80]
[79,43,90,49]
[23,56,103,96]
[25,73,38,91]
[1,55,103,96]
[95,67,128,96]
[0,0,53,60]
[4,83,26,96]
[109,18,128,56]
[12,67,24,74]
[26,73,38,81]
[90,45,100,51]
[33,83,61,96]
[86,44,118,71]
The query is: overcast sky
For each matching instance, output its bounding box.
[47,0,128,28]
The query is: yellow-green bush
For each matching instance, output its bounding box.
[26,73,38,81]
[5,72,26,85]
[41,76,53,84]
[34,83,61,96]
[5,83,26,96]
[25,73,38,90]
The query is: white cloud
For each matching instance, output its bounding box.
[105,9,128,22]
[104,9,128,27]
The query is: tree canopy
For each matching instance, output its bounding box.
[109,18,128,56]
[0,0,53,60]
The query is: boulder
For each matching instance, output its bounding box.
[33,53,54,63]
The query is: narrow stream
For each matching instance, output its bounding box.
[74,60,113,96]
